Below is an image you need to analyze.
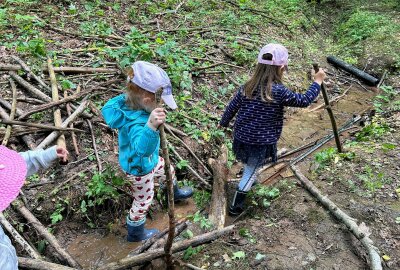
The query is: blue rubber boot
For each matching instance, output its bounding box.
[228,189,247,216]
[126,217,159,242]
[173,182,193,201]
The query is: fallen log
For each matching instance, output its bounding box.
[42,66,120,74]
[0,96,24,116]
[98,225,234,270]
[291,166,382,270]
[65,87,80,156]
[18,79,119,120]
[0,105,36,149]
[48,58,67,163]
[208,144,229,229]
[18,257,78,270]
[12,200,81,269]
[0,213,41,259]
[148,220,189,251]
[36,99,89,149]
[2,79,17,146]
[0,64,21,71]
[0,119,83,133]
[10,71,51,102]
[165,123,187,137]
[11,56,51,92]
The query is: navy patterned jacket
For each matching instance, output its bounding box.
[220,82,321,145]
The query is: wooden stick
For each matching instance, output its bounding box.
[308,85,351,113]
[2,79,17,145]
[165,125,212,175]
[97,225,234,270]
[165,123,187,137]
[12,200,82,269]
[0,102,36,149]
[18,79,119,120]
[36,99,89,149]
[313,64,342,152]
[169,144,211,188]
[65,88,80,156]
[86,119,102,171]
[0,96,24,116]
[0,64,21,71]
[208,145,229,229]
[42,66,120,74]
[0,119,83,133]
[12,56,51,92]
[148,220,188,251]
[48,58,67,163]
[291,166,382,270]
[18,257,78,270]
[0,213,41,259]
[9,71,51,102]
[155,90,175,269]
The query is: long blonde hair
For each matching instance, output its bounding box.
[125,67,155,112]
[243,53,283,102]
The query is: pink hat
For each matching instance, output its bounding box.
[258,43,289,67]
[0,146,27,212]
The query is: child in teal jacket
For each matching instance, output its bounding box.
[102,61,193,242]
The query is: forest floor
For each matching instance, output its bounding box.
[0,0,399,269]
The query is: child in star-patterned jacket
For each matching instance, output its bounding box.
[102,61,193,242]
[220,44,326,216]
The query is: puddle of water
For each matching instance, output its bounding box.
[67,199,197,269]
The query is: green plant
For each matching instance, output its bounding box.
[356,119,389,142]
[232,250,246,260]
[193,190,211,209]
[315,147,355,169]
[249,186,280,208]
[176,159,189,170]
[183,245,203,260]
[239,228,256,243]
[27,173,40,183]
[50,203,65,224]
[16,38,47,57]
[187,211,213,230]
[357,165,391,195]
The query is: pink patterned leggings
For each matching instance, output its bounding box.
[127,157,175,221]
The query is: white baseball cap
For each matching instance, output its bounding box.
[128,61,178,110]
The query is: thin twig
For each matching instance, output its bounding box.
[2,79,17,145]
[65,86,80,156]
[86,119,102,171]
[0,119,83,132]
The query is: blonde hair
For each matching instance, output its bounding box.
[125,67,155,111]
[243,53,283,102]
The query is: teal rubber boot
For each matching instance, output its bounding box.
[126,217,159,242]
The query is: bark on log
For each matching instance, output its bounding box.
[36,99,89,149]
[0,119,82,133]
[0,64,21,71]
[12,200,82,269]
[11,56,51,92]
[148,220,188,251]
[10,71,51,102]
[98,225,234,270]
[291,165,382,270]
[208,145,229,229]
[42,66,120,74]
[0,104,36,149]
[18,257,78,270]
[165,124,187,137]
[0,213,41,259]
[65,88,80,156]
[0,96,24,116]
[2,79,17,146]
[48,58,66,161]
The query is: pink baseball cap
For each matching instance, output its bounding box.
[258,43,289,68]
[127,61,178,110]
[0,146,27,212]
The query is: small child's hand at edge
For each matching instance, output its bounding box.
[56,146,69,163]
[314,68,326,85]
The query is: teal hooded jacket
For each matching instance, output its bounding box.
[101,94,160,175]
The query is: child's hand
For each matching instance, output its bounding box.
[314,68,326,85]
[148,107,166,130]
[56,146,69,163]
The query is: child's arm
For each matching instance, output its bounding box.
[129,124,160,157]
[101,94,127,129]
[220,89,244,127]
[276,82,321,108]
[19,146,60,177]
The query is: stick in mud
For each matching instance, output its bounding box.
[291,165,382,270]
[12,200,82,269]
[0,213,42,259]
[97,225,235,270]
[18,257,78,270]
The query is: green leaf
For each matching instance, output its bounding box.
[232,251,246,260]
[60,79,77,90]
